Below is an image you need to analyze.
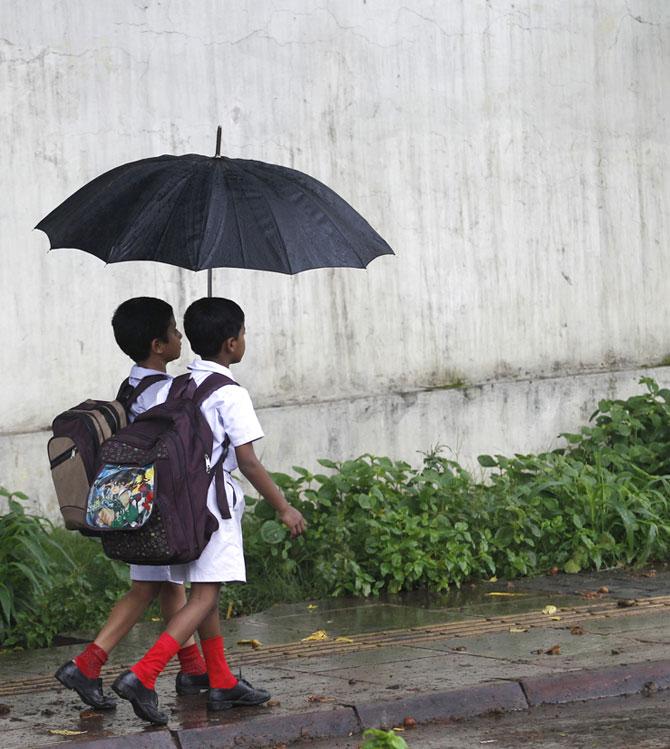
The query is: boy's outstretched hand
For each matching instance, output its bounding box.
[279,505,306,538]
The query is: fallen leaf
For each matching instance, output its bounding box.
[542,605,558,616]
[597,586,609,594]
[509,627,528,633]
[640,570,657,578]
[48,730,87,736]
[549,566,560,576]
[237,639,262,650]
[551,616,562,621]
[403,717,417,728]
[307,694,334,703]
[570,625,585,635]
[266,699,281,707]
[642,681,658,697]
[486,592,527,597]
[392,726,405,732]
[611,648,623,655]
[335,636,354,644]
[488,576,498,583]
[226,601,234,619]
[307,604,318,610]
[581,591,600,599]
[617,599,637,608]
[302,629,328,642]
[545,644,561,656]
[150,617,161,622]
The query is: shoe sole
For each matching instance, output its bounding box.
[54,665,116,711]
[176,685,209,696]
[208,693,272,711]
[112,678,168,726]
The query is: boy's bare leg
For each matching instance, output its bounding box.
[158,582,197,649]
[55,580,162,710]
[163,582,221,643]
[159,582,209,688]
[94,581,162,652]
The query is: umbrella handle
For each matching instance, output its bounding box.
[215,126,222,158]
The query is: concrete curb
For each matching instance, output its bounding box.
[67,659,670,749]
[520,658,670,707]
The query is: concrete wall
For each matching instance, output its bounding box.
[1,1,668,518]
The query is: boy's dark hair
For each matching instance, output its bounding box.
[184,298,245,358]
[112,297,174,363]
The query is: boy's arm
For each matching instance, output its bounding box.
[235,442,306,538]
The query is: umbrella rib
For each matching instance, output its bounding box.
[247,165,366,269]
[234,165,294,273]
[146,163,201,268]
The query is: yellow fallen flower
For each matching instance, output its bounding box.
[542,605,558,616]
[237,639,262,650]
[307,604,318,610]
[509,626,528,633]
[302,629,328,642]
[49,730,87,736]
[334,636,354,643]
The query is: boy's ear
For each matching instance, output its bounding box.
[150,337,166,354]
[223,336,237,353]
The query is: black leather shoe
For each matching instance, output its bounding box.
[207,678,271,711]
[54,661,117,710]
[111,670,168,725]
[175,671,210,695]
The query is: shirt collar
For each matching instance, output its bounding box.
[130,365,169,380]
[187,358,236,381]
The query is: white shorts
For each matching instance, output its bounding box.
[169,474,246,584]
[130,564,182,583]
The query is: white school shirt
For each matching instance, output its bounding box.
[164,358,265,584]
[126,366,180,584]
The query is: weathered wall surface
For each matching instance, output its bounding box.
[0,1,668,517]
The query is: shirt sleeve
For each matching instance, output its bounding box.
[215,385,264,447]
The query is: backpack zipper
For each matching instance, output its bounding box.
[50,446,78,469]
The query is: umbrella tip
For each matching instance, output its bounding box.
[215,125,222,158]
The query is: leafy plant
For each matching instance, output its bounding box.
[0,488,73,644]
[361,728,409,749]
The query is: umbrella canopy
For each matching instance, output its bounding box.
[36,143,394,276]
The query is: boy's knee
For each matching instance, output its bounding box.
[159,582,187,605]
[130,580,162,604]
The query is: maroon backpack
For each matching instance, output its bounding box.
[92,373,238,566]
[48,375,168,531]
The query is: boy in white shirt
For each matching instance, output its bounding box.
[112,298,306,725]
[56,298,209,709]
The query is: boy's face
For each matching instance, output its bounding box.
[156,317,182,362]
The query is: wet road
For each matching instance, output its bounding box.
[294,691,670,748]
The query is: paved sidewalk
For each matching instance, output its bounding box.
[1,567,669,748]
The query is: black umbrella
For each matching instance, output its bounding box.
[36,127,393,293]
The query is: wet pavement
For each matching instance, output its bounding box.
[0,567,669,747]
[300,691,670,749]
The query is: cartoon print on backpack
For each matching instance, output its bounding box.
[86,464,156,529]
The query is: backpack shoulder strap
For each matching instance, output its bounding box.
[121,374,170,410]
[166,373,194,401]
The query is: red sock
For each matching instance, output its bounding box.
[74,643,108,679]
[201,635,237,689]
[130,633,181,690]
[177,643,207,676]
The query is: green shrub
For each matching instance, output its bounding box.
[0,488,73,645]
[243,377,670,596]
